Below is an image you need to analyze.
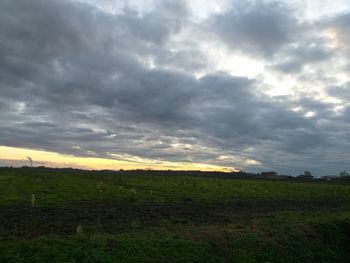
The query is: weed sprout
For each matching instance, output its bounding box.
[76,225,84,237]
[96,182,106,193]
[31,194,36,208]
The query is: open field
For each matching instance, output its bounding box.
[0,168,350,262]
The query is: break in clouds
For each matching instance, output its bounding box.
[0,0,350,175]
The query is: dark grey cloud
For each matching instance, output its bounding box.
[324,12,350,77]
[208,0,300,57]
[324,12,350,47]
[0,0,350,175]
[153,47,208,72]
[328,82,350,100]
[207,1,342,76]
[272,43,332,73]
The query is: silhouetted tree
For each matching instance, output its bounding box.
[304,171,312,177]
[339,170,349,177]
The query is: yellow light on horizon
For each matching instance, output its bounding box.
[0,146,236,172]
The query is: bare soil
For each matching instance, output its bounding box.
[0,198,346,239]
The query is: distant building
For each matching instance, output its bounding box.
[297,171,314,179]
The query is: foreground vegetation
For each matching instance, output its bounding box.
[0,168,349,262]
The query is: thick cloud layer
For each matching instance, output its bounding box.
[209,1,300,58]
[1,0,350,175]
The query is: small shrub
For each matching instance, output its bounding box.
[31,194,36,208]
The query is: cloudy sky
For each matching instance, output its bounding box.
[1,0,350,175]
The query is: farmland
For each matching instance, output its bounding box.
[0,167,349,262]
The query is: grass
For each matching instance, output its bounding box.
[0,168,349,262]
[1,169,349,207]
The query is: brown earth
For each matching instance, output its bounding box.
[0,198,347,239]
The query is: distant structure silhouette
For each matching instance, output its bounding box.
[26,156,33,167]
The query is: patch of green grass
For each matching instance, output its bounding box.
[1,220,349,263]
[222,220,350,263]
[0,169,349,207]
[0,235,229,263]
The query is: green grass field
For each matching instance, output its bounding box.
[0,168,349,262]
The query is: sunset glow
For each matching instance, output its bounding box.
[0,146,236,172]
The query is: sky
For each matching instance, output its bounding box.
[0,0,350,175]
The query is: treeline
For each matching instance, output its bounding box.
[1,166,350,182]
